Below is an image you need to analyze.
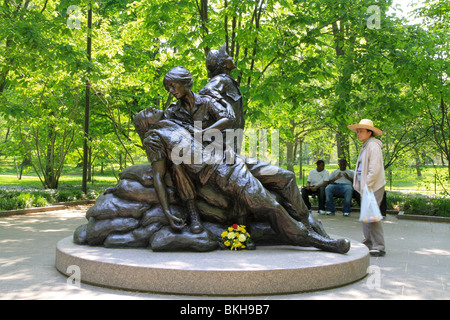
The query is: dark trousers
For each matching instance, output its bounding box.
[301,187,326,211]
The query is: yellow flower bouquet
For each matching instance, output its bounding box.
[221,224,251,250]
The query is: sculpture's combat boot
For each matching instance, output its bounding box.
[187,200,204,234]
[307,234,351,254]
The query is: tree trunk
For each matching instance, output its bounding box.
[298,139,304,180]
[82,3,93,193]
[197,0,210,55]
[286,119,296,173]
[336,130,350,164]
[414,147,422,177]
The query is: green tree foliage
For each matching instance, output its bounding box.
[0,0,448,189]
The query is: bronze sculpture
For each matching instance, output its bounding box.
[73,48,350,254]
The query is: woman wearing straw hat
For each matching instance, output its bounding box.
[348,119,386,257]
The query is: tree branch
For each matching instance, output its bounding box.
[40,0,49,14]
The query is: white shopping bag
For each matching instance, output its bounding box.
[359,185,383,223]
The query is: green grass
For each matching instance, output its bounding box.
[2,157,447,192]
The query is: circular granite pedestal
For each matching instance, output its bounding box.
[56,236,369,295]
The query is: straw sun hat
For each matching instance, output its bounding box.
[348,119,383,137]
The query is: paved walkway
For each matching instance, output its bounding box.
[0,206,448,300]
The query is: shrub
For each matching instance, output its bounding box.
[56,189,74,202]
[33,196,49,208]
[55,188,86,202]
[0,195,16,211]
[0,187,102,211]
[17,193,34,209]
[387,192,450,217]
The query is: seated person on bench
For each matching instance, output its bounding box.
[301,160,329,214]
[325,159,355,216]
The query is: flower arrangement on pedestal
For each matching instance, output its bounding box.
[221,224,251,250]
